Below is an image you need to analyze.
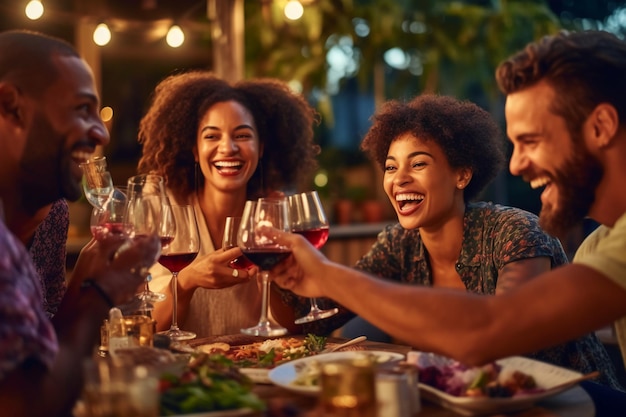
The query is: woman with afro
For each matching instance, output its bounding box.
[280,94,622,389]
[137,71,319,337]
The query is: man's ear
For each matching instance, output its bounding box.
[587,103,619,149]
[0,82,24,127]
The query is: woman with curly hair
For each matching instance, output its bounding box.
[279,94,621,389]
[137,71,319,337]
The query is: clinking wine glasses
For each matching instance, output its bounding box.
[238,198,291,337]
[288,191,338,323]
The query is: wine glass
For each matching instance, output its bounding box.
[126,174,168,304]
[80,156,114,210]
[222,216,254,270]
[238,198,291,337]
[288,191,339,323]
[158,204,200,341]
[89,187,127,241]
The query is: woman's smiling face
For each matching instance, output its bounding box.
[194,100,261,195]
[383,134,469,231]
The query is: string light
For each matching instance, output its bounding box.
[166,24,185,48]
[25,0,44,20]
[100,106,113,123]
[93,23,111,46]
[284,1,304,20]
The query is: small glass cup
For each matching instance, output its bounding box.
[319,357,377,417]
[81,358,158,417]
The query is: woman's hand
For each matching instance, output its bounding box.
[179,247,255,291]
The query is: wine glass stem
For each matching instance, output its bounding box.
[170,272,180,331]
[309,297,320,312]
[258,270,271,325]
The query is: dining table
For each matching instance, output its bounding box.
[187,336,596,417]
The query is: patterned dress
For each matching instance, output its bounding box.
[0,219,58,380]
[280,202,622,389]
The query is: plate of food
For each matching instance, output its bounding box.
[411,352,592,416]
[267,350,406,395]
[192,334,357,383]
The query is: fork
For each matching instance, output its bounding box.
[321,336,367,353]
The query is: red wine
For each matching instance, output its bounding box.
[158,252,197,273]
[229,255,255,270]
[294,227,329,249]
[241,248,291,270]
[160,236,174,249]
[91,222,125,241]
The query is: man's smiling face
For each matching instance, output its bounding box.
[506,80,602,237]
[18,54,109,209]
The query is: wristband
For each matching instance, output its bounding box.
[80,279,114,308]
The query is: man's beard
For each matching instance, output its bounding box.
[19,113,82,213]
[539,141,603,238]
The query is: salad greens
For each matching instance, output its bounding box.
[304,334,327,353]
[159,353,265,416]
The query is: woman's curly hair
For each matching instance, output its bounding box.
[137,71,320,203]
[360,94,505,202]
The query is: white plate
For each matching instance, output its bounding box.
[413,352,584,416]
[239,367,271,384]
[161,408,256,417]
[268,350,405,395]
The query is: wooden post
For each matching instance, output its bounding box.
[208,0,244,82]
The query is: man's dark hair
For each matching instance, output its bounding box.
[0,30,79,97]
[496,30,626,139]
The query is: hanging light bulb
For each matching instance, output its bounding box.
[284,0,304,20]
[166,24,185,48]
[25,0,44,20]
[93,23,111,46]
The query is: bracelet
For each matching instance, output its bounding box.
[80,279,114,308]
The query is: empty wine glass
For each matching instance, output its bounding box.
[80,156,114,210]
[238,198,291,337]
[121,189,166,314]
[288,191,338,323]
[126,174,168,304]
[222,216,254,270]
[158,204,200,341]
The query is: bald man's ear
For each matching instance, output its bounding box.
[0,82,24,126]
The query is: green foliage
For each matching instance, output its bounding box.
[243,0,561,105]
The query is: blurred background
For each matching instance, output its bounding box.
[1,0,624,248]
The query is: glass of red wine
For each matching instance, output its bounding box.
[288,190,339,324]
[126,174,169,304]
[90,187,128,241]
[238,198,291,337]
[158,204,200,341]
[222,216,254,270]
